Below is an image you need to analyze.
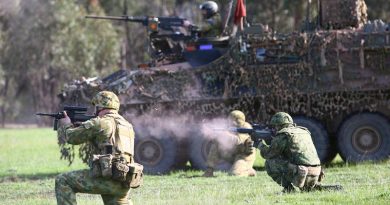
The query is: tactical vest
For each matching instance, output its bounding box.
[99,113,135,163]
[277,125,321,166]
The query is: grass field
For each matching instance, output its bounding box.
[0,128,390,205]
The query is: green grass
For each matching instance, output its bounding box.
[1,128,390,205]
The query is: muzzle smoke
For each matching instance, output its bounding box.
[123,112,237,150]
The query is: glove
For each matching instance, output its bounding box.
[257,140,266,150]
[244,138,255,155]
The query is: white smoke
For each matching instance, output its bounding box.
[124,111,237,151]
[199,117,237,151]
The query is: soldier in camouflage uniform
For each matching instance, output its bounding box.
[203,110,256,177]
[258,112,323,193]
[56,91,135,205]
[199,1,223,37]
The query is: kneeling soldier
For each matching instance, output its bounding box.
[55,91,142,205]
[203,110,256,177]
[258,112,323,193]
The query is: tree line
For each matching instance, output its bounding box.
[0,0,388,126]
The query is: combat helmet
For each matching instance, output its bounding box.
[270,112,293,127]
[91,91,120,111]
[229,110,246,125]
[199,1,219,19]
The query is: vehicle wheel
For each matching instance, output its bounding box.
[134,135,177,175]
[294,116,335,164]
[337,112,390,162]
[189,135,232,171]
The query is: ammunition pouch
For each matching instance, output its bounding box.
[112,159,130,182]
[90,154,113,179]
[124,163,144,189]
[90,155,143,189]
[90,156,102,178]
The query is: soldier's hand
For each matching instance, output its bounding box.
[244,138,255,154]
[183,20,192,27]
[59,111,71,125]
[257,140,266,150]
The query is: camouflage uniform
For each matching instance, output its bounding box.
[204,110,256,177]
[200,15,223,37]
[56,91,135,205]
[259,112,321,192]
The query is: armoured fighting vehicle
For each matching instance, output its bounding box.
[59,0,390,174]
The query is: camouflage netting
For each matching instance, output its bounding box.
[321,0,367,29]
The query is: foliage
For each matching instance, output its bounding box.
[0,0,119,125]
[1,128,390,204]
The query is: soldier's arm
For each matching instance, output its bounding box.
[57,118,105,145]
[259,134,288,159]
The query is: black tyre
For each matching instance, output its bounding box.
[134,135,178,175]
[294,116,336,164]
[189,135,232,171]
[337,112,390,162]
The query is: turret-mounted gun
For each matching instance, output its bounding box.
[86,15,200,64]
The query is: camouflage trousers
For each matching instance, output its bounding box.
[206,142,256,176]
[55,169,132,205]
[265,159,320,191]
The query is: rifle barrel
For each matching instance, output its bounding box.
[36,112,64,119]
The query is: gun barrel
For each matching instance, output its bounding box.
[85,15,126,20]
[36,113,58,117]
[85,15,146,24]
[235,128,254,134]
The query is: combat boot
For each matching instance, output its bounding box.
[282,184,296,193]
[202,167,214,177]
[248,168,257,177]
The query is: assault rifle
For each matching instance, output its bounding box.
[234,124,273,147]
[36,106,95,130]
[215,124,273,147]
